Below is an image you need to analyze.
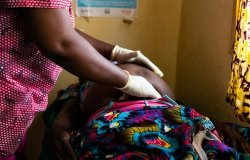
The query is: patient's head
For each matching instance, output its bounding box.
[81,63,174,116]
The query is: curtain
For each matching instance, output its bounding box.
[227,0,250,123]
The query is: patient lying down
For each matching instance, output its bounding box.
[81,63,174,120]
[41,64,250,160]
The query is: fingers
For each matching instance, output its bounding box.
[113,47,164,77]
[237,136,250,154]
[51,139,77,160]
[46,127,77,160]
[61,139,78,160]
[239,141,249,154]
[117,74,161,99]
[245,143,250,155]
[145,59,164,77]
[223,126,250,155]
[149,89,161,99]
[117,51,138,63]
[52,141,69,160]
[137,52,164,77]
[245,142,250,154]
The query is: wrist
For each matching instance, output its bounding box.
[51,121,66,128]
[116,70,131,89]
[52,118,75,131]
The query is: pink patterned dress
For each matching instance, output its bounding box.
[0,0,74,158]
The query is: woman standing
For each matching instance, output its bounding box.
[0,0,163,159]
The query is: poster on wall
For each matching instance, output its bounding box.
[75,0,137,19]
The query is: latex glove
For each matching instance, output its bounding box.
[117,70,161,100]
[111,45,164,77]
[44,125,77,160]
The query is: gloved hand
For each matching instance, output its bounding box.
[117,70,161,100]
[111,45,164,77]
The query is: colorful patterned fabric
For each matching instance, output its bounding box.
[71,101,249,160]
[0,0,74,155]
[227,0,250,123]
[41,82,250,160]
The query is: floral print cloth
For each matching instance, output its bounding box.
[42,82,250,160]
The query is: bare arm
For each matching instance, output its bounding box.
[44,98,82,160]
[52,98,83,131]
[212,120,250,154]
[23,8,127,88]
[75,29,115,59]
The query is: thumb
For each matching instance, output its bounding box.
[138,53,164,77]
[144,81,161,99]
[117,51,138,62]
[150,90,161,99]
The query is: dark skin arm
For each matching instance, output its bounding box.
[213,120,250,154]
[44,98,83,160]
[23,8,127,88]
[75,29,115,59]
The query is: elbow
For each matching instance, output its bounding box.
[37,38,74,60]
